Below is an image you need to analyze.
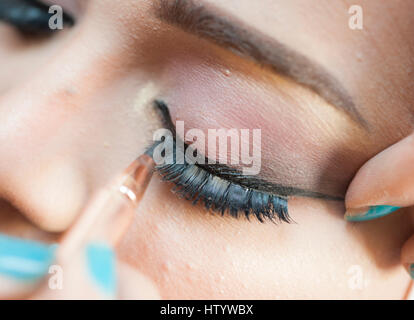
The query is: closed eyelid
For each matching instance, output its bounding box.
[152,100,343,202]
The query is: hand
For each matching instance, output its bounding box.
[344,132,414,279]
[0,232,160,299]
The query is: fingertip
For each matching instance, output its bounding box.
[345,133,414,212]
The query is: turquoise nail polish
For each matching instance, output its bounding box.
[346,205,400,222]
[0,234,56,281]
[86,242,116,295]
[410,264,414,280]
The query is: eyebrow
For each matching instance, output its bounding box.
[155,0,366,127]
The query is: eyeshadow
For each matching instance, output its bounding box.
[152,100,343,201]
[148,106,291,223]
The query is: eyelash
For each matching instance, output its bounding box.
[152,117,291,224]
[0,0,74,35]
[157,157,290,223]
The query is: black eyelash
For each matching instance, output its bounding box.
[0,0,74,36]
[157,157,290,223]
[150,110,291,223]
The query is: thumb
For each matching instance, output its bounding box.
[32,241,116,299]
[32,242,161,299]
[345,132,414,221]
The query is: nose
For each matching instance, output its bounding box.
[0,8,161,232]
[0,56,97,231]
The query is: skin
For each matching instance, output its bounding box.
[0,0,413,299]
[344,132,414,279]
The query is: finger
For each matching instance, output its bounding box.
[32,241,116,299]
[32,247,161,299]
[22,155,154,299]
[36,186,130,299]
[32,169,147,299]
[0,233,55,299]
[345,132,414,221]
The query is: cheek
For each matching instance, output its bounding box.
[117,177,411,299]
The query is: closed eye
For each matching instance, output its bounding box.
[148,100,293,224]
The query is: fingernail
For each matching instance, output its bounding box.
[86,242,116,295]
[0,233,56,281]
[345,205,400,222]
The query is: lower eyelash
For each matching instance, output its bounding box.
[156,153,291,224]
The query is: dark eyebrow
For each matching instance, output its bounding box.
[155,0,366,127]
